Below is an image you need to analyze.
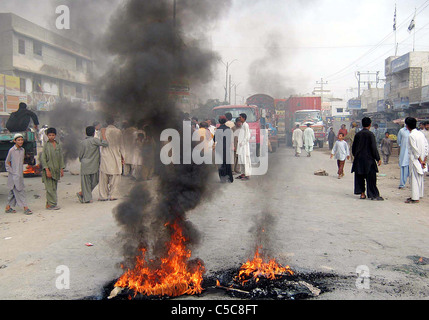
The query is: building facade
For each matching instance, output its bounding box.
[0,13,94,113]
[383,51,429,119]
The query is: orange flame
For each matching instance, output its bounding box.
[114,221,204,297]
[24,165,41,175]
[235,246,293,285]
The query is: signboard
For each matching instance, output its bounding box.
[377,100,385,112]
[422,85,429,103]
[391,53,410,73]
[347,99,361,110]
[0,74,21,92]
[393,97,410,110]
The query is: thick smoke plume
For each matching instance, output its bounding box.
[247,31,296,98]
[96,0,231,269]
[47,101,99,163]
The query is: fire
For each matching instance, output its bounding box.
[114,221,205,298]
[235,246,293,285]
[24,165,41,176]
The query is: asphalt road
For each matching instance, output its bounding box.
[0,145,428,300]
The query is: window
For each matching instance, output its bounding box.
[76,84,82,98]
[76,57,83,72]
[33,41,42,56]
[20,78,26,93]
[33,76,42,92]
[18,39,25,55]
[336,108,344,113]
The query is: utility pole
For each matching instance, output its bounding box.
[173,0,176,28]
[3,74,6,112]
[228,74,232,105]
[233,82,241,105]
[356,71,380,97]
[313,78,330,102]
[220,59,238,103]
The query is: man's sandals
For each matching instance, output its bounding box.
[405,198,419,204]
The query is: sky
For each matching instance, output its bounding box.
[2,0,429,103]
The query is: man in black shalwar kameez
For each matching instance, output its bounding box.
[351,117,384,201]
[214,116,234,183]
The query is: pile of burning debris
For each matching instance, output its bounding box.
[103,244,335,301]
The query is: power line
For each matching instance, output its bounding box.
[325,0,429,81]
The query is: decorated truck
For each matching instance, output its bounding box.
[245,94,278,151]
[284,96,326,148]
[0,112,38,173]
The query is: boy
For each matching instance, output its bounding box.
[41,128,65,210]
[330,132,350,179]
[380,132,393,165]
[77,126,108,204]
[5,134,33,215]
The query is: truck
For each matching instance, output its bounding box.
[274,99,287,145]
[212,104,265,162]
[0,112,39,174]
[284,96,326,148]
[245,94,278,151]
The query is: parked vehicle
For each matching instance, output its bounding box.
[0,112,38,173]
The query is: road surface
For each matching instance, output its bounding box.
[0,145,428,299]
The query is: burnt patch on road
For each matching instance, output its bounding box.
[92,270,349,300]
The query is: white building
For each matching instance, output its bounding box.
[0,13,94,112]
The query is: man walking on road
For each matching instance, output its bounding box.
[351,117,383,201]
[303,123,315,157]
[292,124,303,157]
[99,118,125,201]
[5,134,33,215]
[397,124,410,189]
[405,117,428,204]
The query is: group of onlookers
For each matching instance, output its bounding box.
[4,113,156,215]
[328,117,428,204]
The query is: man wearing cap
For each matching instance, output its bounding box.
[4,134,33,215]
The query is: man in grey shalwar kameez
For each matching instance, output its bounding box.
[77,126,108,203]
[5,134,33,215]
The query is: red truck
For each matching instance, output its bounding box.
[212,105,263,161]
[285,96,326,148]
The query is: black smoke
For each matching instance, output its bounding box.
[97,0,232,270]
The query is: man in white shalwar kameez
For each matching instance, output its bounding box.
[99,118,125,201]
[292,124,303,157]
[397,125,410,189]
[303,123,315,157]
[405,117,429,204]
[237,113,251,180]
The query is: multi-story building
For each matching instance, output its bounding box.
[0,13,94,113]
[383,51,429,118]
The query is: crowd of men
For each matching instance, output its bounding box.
[324,117,428,204]
[4,106,158,214]
[3,102,428,215]
[189,112,252,183]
